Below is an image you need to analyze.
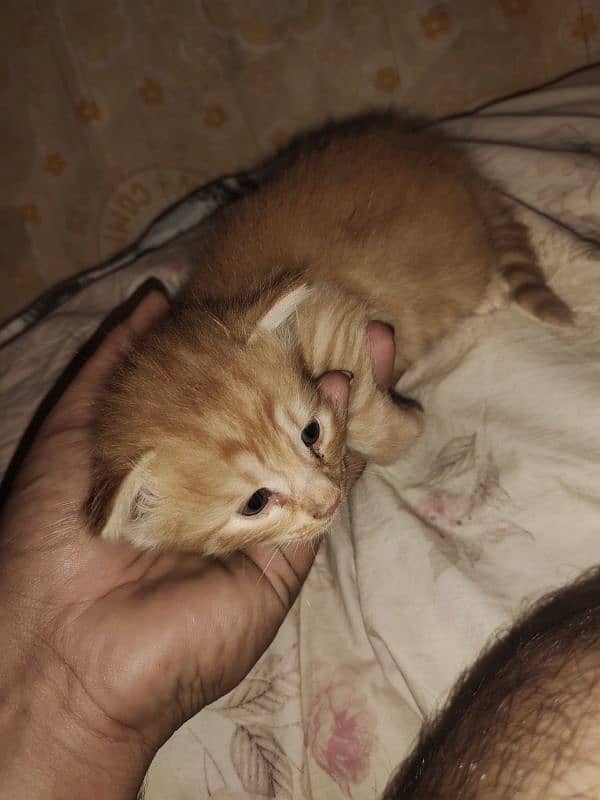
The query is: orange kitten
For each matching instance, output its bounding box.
[87,115,571,556]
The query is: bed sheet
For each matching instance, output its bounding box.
[2,68,600,800]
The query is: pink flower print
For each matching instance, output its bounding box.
[305,668,377,796]
[415,490,462,532]
[424,490,447,519]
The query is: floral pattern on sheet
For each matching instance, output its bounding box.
[405,431,534,578]
[304,666,377,797]
[217,647,302,799]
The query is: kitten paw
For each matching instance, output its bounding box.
[375,394,424,464]
[347,390,424,465]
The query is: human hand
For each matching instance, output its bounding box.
[0,289,396,799]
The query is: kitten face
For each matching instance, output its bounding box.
[90,327,348,556]
[155,359,346,554]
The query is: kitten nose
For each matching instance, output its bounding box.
[312,490,341,520]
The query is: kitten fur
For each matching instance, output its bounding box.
[88,115,572,556]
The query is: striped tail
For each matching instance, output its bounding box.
[487,199,573,327]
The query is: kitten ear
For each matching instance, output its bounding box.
[88,452,161,547]
[251,282,312,338]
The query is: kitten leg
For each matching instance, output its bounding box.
[475,271,510,316]
[346,370,424,465]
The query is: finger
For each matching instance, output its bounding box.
[368,321,395,389]
[317,370,350,411]
[45,291,170,432]
[243,539,317,609]
[166,543,317,711]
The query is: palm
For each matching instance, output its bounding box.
[50,539,296,743]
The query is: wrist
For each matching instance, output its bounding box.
[0,661,150,800]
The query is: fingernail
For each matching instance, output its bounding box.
[130,278,171,313]
[141,277,170,300]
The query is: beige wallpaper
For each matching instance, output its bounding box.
[1,0,598,321]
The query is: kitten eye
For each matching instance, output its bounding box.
[301,419,321,447]
[240,488,270,516]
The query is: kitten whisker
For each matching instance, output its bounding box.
[255,545,281,586]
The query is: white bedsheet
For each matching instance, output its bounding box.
[2,68,600,800]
